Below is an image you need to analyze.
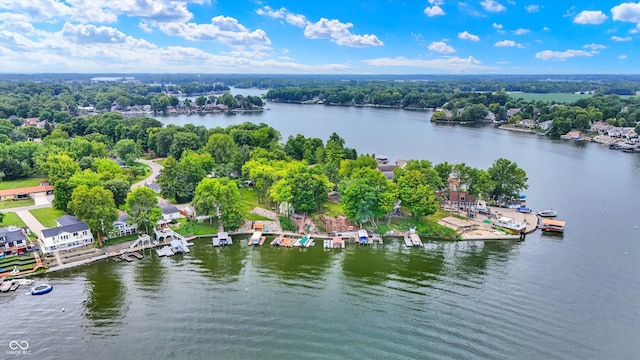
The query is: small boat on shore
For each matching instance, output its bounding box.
[30,284,53,295]
[516,206,532,213]
[495,217,527,233]
[537,209,558,217]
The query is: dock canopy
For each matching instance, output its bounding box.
[541,219,566,227]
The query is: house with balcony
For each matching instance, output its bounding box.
[40,216,94,255]
[112,211,137,238]
[0,226,30,257]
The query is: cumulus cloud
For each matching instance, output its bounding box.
[428,41,455,53]
[458,30,479,41]
[156,16,271,53]
[481,0,506,12]
[573,10,608,25]
[424,0,445,16]
[363,56,495,72]
[535,49,593,60]
[583,43,606,52]
[304,18,383,47]
[611,2,640,23]
[494,40,523,47]
[61,23,127,43]
[493,23,503,29]
[611,35,632,41]
[255,6,309,27]
[525,4,542,13]
[513,28,530,35]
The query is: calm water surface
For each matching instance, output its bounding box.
[1,91,639,359]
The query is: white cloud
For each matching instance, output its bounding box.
[494,40,523,47]
[543,26,550,31]
[525,4,542,13]
[513,28,530,35]
[611,35,632,41]
[0,26,355,74]
[424,5,445,16]
[573,10,608,25]
[0,0,71,21]
[611,2,640,23]
[156,16,271,53]
[493,23,503,29]
[138,21,152,33]
[428,41,455,53]
[304,18,383,47]
[535,49,593,60]
[255,6,309,27]
[619,54,628,59]
[481,0,506,12]
[363,56,496,72]
[458,31,480,41]
[61,23,127,43]
[583,43,606,51]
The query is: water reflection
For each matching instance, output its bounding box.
[255,239,332,282]
[342,246,394,286]
[82,262,126,330]
[444,241,519,278]
[187,237,247,283]
[133,249,166,292]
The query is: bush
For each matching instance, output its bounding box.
[279,216,296,232]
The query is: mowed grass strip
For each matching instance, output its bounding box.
[29,207,67,228]
[0,178,47,190]
[0,199,35,209]
[0,212,27,227]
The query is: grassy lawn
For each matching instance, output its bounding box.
[175,219,219,236]
[238,187,262,212]
[0,178,47,190]
[321,201,344,217]
[0,212,27,227]
[132,161,152,182]
[29,208,67,228]
[154,159,166,166]
[103,234,139,247]
[0,199,35,209]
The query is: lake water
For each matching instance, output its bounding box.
[1,89,639,359]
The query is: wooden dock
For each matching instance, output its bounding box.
[120,254,134,262]
[128,252,143,259]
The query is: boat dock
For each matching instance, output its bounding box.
[294,235,314,248]
[270,234,285,246]
[248,231,265,246]
[403,232,423,247]
[212,232,233,247]
[324,236,345,249]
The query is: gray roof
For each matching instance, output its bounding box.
[57,215,80,226]
[161,204,180,214]
[117,212,129,222]
[148,182,161,192]
[42,222,90,238]
[0,227,27,245]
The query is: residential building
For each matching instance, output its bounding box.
[0,226,29,257]
[112,211,137,237]
[40,216,94,255]
[0,183,53,201]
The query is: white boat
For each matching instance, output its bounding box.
[494,217,527,233]
[537,209,558,217]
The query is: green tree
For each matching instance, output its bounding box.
[396,169,438,219]
[114,139,141,166]
[104,178,131,207]
[169,131,201,159]
[340,167,397,227]
[487,158,529,203]
[125,187,161,234]
[68,185,118,245]
[192,177,245,230]
[38,153,80,186]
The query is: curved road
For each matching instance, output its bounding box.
[131,158,164,190]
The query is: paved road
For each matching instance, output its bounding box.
[131,158,164,190]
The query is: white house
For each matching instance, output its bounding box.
[157,204,182,226]
[40,216,94,255]
[0,226,29,257]
[112,211,137,238]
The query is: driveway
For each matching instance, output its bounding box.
[15,209,46,236]
[131,158,165,190]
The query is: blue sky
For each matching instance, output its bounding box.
[1,0,639,74]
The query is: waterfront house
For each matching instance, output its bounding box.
[40,216,93,255]
[158,204,182,226]
[506,108,521,119]
[377,159,407,179]
[515,119,537,128]
[0,226,29,257]
[449,190,477,211]
[112,211,137,237]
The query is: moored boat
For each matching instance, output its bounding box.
[540,219,566,233]
[516,206,532,213]
[537,209,558,217]
[30,284,53,295]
